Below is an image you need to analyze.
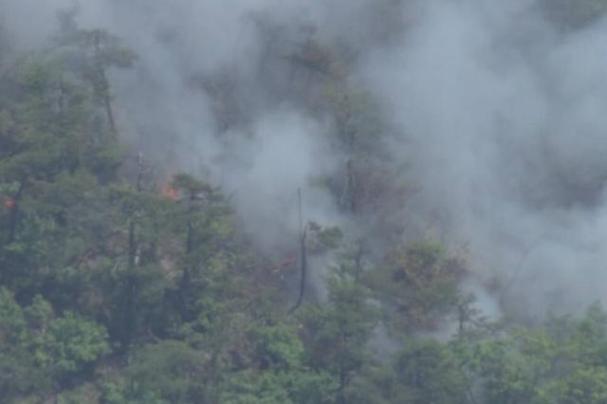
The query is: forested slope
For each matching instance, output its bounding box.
[2,1,607,403]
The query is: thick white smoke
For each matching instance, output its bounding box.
[3,0,607,317]
[364,0,607,315]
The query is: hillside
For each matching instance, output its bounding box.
[2,1,607,403]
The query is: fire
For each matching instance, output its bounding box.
[3,197,15,209]
[271,253,297,272]
[161,183,180,201]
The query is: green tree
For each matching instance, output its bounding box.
[167,173,235,323]
[0,288,108,399]
[301,253,379,404]
[367,240,464,332]
[392,339,468,404]
[219,323,335,404]
[56,8,136,138]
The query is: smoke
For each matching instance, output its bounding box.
[3,0,607,317]
[363,0,607,315]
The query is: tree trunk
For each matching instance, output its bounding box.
[6,181,24,244]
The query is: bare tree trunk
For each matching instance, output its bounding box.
[6,181,24,244]
[102,80,117,137]
[93,31,117,138]
[289,189,308,314]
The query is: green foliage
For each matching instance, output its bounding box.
[324,84,384,153]
[0,288,108,400]
[391,339,468,404]
[558,367,607,404]
[446,304,607,404]
[4,10,607,404]
[119,340,208,403]
[220,370,335,404]
[301,257,379,403]
[34,312,109,379]
[543,0,607,29]
[57,384,100,404]
[253,323,305,370]
[219,323,335,404]
[101,380,166,404]
[307,222,343,254]
[367,240,463,332]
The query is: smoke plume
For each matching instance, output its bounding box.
[3,0,607,317]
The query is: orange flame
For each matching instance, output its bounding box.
[161,183,180,201]
[3,197,15,209]
[271,253,297,272]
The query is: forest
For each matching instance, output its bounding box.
[3,0,607,403]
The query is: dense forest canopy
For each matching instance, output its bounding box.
[2,0,607,402]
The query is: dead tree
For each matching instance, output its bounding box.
[289,189,308,314]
